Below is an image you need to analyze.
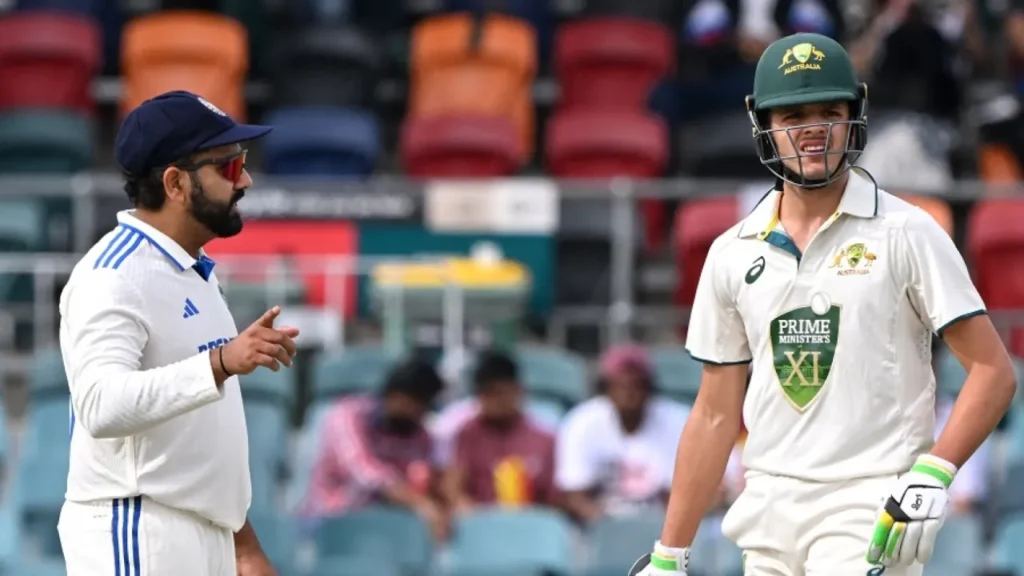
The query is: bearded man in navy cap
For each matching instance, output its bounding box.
[57,91,299,576]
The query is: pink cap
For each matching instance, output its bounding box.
[599,344,653,379]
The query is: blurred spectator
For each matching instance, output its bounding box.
[303,358,449,539]
[936,394,990,513]
[555,345,690,523]
[850,0,965,189]
[441,351,559,514]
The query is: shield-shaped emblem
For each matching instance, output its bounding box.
[769,305,841,411]
[792,43,813,64]
[846,243,865,268]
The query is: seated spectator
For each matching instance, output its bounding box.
[555,345,691,523]
[302,357,449,539]
[441,351,559,514]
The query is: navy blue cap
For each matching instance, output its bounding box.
[115,90,273,175]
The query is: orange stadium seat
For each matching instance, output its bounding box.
[978,143,1023,184]
[408,13,536,160]
[547,109,669,249]
[966,199,1024,356]
[554,17,674,109]
[0,12,101,114]
[898,194,954,237]
[205,221,359,318]
[401,114,522,177]
[121,11,248,120]
[673,197,740,309]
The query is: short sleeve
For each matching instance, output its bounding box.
[554,404,602,491]
[685,239,752,364]
[902,212,986,337]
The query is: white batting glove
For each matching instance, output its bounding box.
[628,541,689,576]
[866,454,957,567]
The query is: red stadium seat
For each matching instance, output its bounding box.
[401,115,522,177]
[673,197,740,309]
[0,12,101,113]
[966,199,1024,356]
[547,109,669,250]
[554,17,674,109]
[205,221,359,318]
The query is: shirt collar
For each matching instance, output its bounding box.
[737,168,879,238]
[115,210,216,280]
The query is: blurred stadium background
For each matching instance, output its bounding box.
[0,0,1023,574]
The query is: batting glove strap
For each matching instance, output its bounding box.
[651,541,689,571]
[910,454,957,489]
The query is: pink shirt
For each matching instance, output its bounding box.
[303,395,434,516]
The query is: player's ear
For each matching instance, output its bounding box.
[161,166,188,204]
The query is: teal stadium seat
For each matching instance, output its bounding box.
[311,346,399,404]
[448,507,574,576]
[314,507,433,572]
[650,346,704,404]
[585,514,664,576]
[0,110,93,173]
[924,513,982,574]
[689,516,743,576]
[935,345,966,398]
[514,347,588,409]
[244,402,288,515]
[309,556,401,576]
[248,511,297,573]
[992,514,1024,574]
[0,198,48,305]
[525,397,566,430]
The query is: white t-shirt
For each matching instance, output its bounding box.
[686,171,986,482]
[555,396,690,516]
[60,211,250,531]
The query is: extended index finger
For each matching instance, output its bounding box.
[253,306,281,328]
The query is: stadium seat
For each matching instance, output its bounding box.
[446,0,554,62]
[263,106,381,177]
[221,276,307,327]
[966,199,1024,356]
[448,507,573,575]
[992,514,1024,574]
[311,346,399,403]
[546,109,669,177]
[244,400,290,483]
[689,516,743,576]
[29,347,67,400]
[935,345,966,398]
[554,17,674,109]
[239,365,295,407]
[525,397,566,430]
[581,0,680,24]
[221,0,270,79]
[650,346,703,404]
[674,196,741,308]
[898,194,954,237]
[925,513,982,573]
[270,25,382,109]
[0,198,47,251]
[0,12,101,114]
[16,0,100,11]
[0,110,93,173]
[585,514,664,575]
[978,143,1024,184]
[546,109,669,249]
[248,512,297,572]
[121,10,248,120]
[314,507,433,571]
[401,114,523,177]
[410,13,536,159]
[997,461,1024,518]
[512,346,588,409]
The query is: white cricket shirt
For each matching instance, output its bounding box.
[60,210,250,531]
[685,170,986,482]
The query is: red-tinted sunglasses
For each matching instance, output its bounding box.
[178,149,248,184]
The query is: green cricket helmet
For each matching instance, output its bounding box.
[745,32,868,188]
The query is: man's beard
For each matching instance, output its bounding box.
[189,173,244,238]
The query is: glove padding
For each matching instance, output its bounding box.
[867,454,957,567]
[628,541,689,576]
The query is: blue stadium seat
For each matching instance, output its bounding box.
[650,346,703,404]
[248,512,298,573]
[689,516,743,576]
[514,347,588,409]
[239,366,295,407]
[314,507,433,571]
[287,403,331,512]
[585,514,664,575]
[309,555,401,576]
[0,110,93,173]
[525,397,565,430]
[0,198,47,251]
[311,345,398,403]
[448,507,573,575]
[15,0,99,14]
[263,107,381,177]
[992,514,1024,573]
[996,461,1024,519]
[244,402,290,514]
[29,347,66,400]
[927,513,982,573]
[935,345,966,398]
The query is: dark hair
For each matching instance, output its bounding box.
[472,350,519,394]
[122,169,167,210]
[382,357,444,405]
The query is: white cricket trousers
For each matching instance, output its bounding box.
[58,496,236,576]
[720,472,924,576]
